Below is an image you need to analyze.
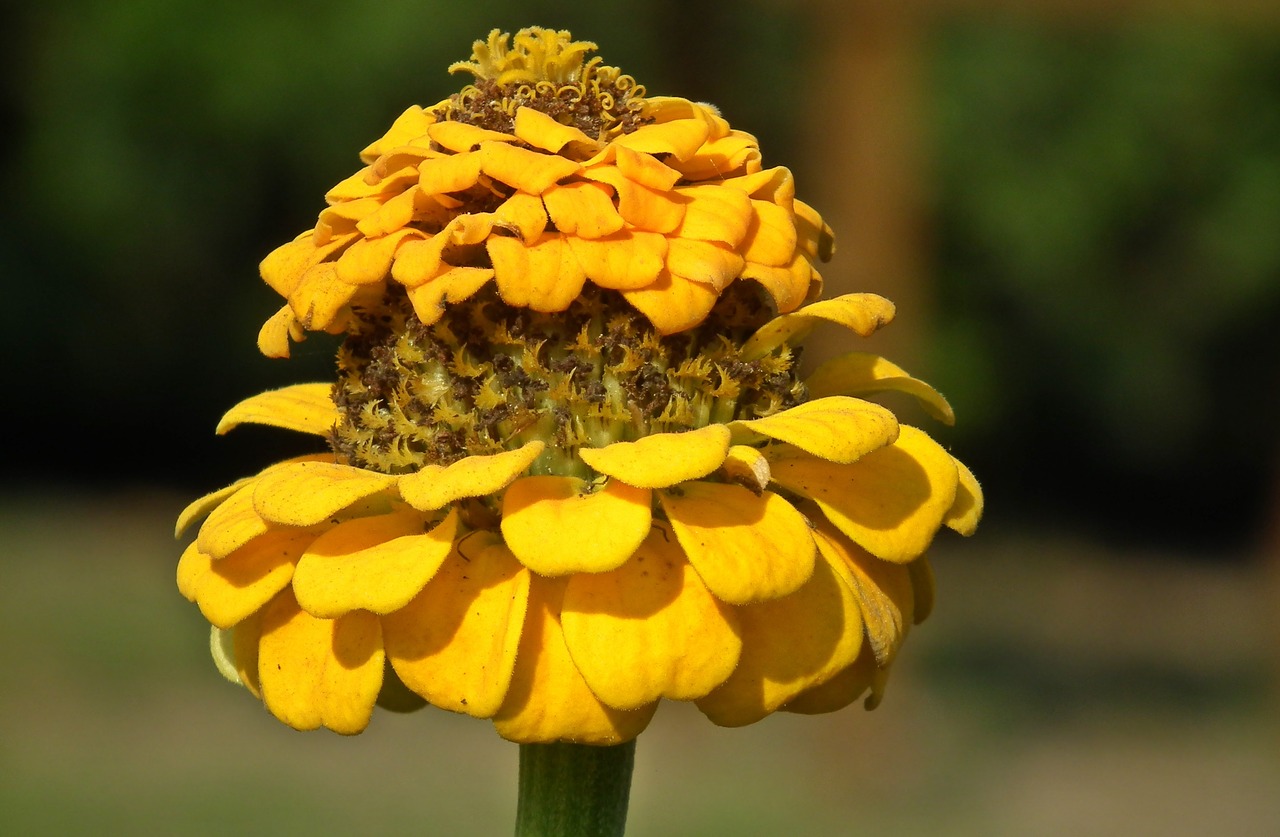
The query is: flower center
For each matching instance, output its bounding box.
[329,286,807,478]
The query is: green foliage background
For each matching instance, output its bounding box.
[4,2,1278,546]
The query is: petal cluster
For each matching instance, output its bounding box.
[178,297,982,740]
[256,34,833,358]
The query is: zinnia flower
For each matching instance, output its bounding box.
[177,27,982,744]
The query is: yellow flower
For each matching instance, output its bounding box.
[177,28,982,743]
[256,28,831,358]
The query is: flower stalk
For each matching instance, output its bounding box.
[516,741,636,837]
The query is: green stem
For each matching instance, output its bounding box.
[515,740,636,837]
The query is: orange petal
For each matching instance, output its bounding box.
[766,425,959,563]
[383,532,530,718]
[493,192,549,244]
[666,131,762,180]
[731,396,899,464]
[567,230,666,290]
[493,577,658,744]
[260,231,354,296]
[542,181,624,239]
[291,509,457,618]
[611,119,711,161]
[794,198,836,262]
[500,476,651,575]
[620,270,721,334]
[582,165,685,233]
[399,442,545,511]
[252,461,396,527]
[359,105,436,163]
[480,141,579,194]
[427,120,516,153]
[741,200,797,267]
[257,304,305,358]
[578,425,730,489]
[289,263,356,330]
[194,528,313,629]
[672,185,752,247]
[417,151,484,194]
[336,228,423,285]
[258,591,384,735]
[665,238,744,291]
[613,145,682,191]
[561,526,742,709]
[215,384,336,437]
[353,187,419,239]
[514,106,596,153]
[740,254,814,314]
[488,233,587,312]
[659,483,815,605]
[695,547,863,727]
[405,266,495,324]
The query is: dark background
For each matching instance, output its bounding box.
[2,2,1277,834]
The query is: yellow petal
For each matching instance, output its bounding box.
[398,442,544,511]
[335,228,422,284]
[259,231,355,296]
[719,445,771,493]
[500,476,651,575]
[226,611,263,697]
[383,532,530,718]
[514,106,596,153]
[740,254,814,314]
[945,459,984,536]
[417,151,484,194]
[722,166,796,206]
[613,145,682,191]
[780,650,877,716]
[252,461,396,527]
[577,425,730,489]
[695,547,863,726]
[359,105,436,163]
[197,483,271,559]
[742,200,797,267]
[740,293,897,359]
[427,120,517,152]
[480,141,579,194]
[488,233,587,312]
[257,304,305,358]
[673,185,753,247]
[215,383,336,437]
[258,591,384,735]
[567,230,666,290]
[582,165,685,233]
[406,266,495,325]
[177,540,213,601]
[561,526,742,709]
[731,396,898,465]
[542,181,625,239]
[291,509,457,618]
[621,270,721,334]
[805,352,955,425]
[195,528,313,629]
[794,198,835,262]
[176,478,248,538]
[767,425,959,563]
[353,187,419,239]
[611,118,711,161]
[325,163,421,202]
[667,131,762,180]
[493,577,658,745]
[813,525,913,665]
[290,263,356,330]
[659,483,816,605]
[493,192,549,244]
[666,238,744,291]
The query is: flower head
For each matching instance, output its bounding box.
[178,28,982,743]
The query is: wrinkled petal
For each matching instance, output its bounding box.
[417,151,484,194]
[514,106,597,153]
[406,266,495,325]
[493,577,658,744]
[741,200,797,267]
[215,384,336,437]
[489,233,587,312]
[621,271,721,334]
[583,166,685,233]
[257,304,305,358]
[292,509,457,618]
[354,189,420,239]
[427,120,516,152]
[480,141,579,193]
[696,547,862,726]
[567,230,666,290]
[719,445,771,493]
[258,590,384,735]
[672,185,752,247]
[561,526,742,709]
[359,105,436,163]
[659,482,815,605]
[501,476,651,575]
[731,396,898,465]
[610,118,710,161]
[577,425,730,488]
[667,131,762,180]
[336,228,422,283]
[290,264,357,330]
[805,352,955,425]
[740,294,896,359]
[813,524,913,666]
[196,528,314,629]
[767,425,959,563]
[945,459,984,536]
[613,145,682,191]
[543,181,624,239]
[741,254,814,315]
[665,238,744,291]
[493,192,549,244]
[399,442,544,510]
[384,531,530,718]
[253,461,397,527]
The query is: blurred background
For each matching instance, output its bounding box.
[3,0,1277,833]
